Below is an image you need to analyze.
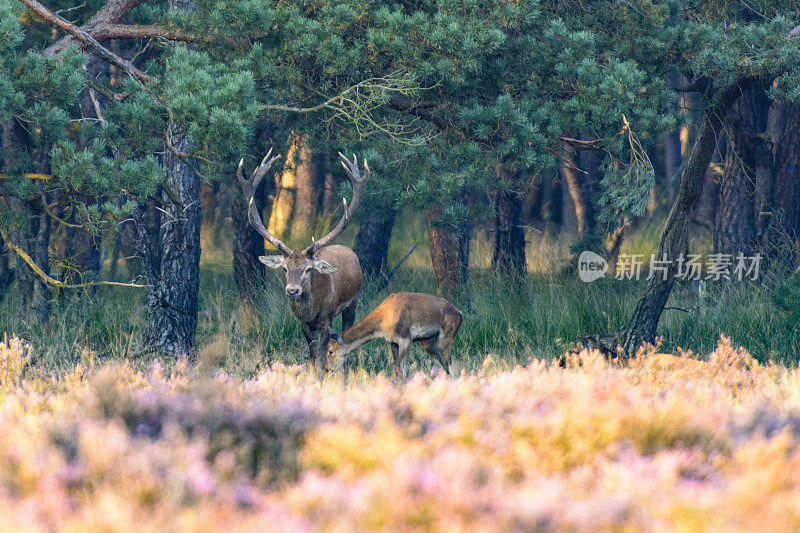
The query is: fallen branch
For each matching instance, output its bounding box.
[1,230,147,289]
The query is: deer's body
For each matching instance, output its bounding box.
[237,150,369,378]
[327,292,462,378]
[285,245,363,340]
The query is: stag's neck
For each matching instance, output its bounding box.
[289,292,316,322]
[288,271,331,324]
[340,314,384,354]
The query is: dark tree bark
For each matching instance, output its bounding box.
[353,206,397,280]
[426,207,463,296]
[456,187,471,284]
[0,236,13,303]
[137,124,201,357]
[232,177,267,294]
[53,200,101,284]
[763,103,800,272]
[492,166,526,276]
[664,72,686,204]
[714,82,771,257]
[3,119,53,321]
[13,201,51,322]
[622,79,753,352]
[545,166,564,235]
[524,182,543,223]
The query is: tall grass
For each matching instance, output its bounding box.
[0,209,797,375]
[1,261,797,378]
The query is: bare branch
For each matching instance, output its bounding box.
[18,0,152,83]
[43,0,145,57]
[263,71,430,145]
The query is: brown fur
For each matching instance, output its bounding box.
[326,292,462,379]
[240,151,369,379]
[261,245,363,378]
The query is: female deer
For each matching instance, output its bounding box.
[325,292,462,379]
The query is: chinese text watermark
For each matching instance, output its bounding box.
[579,252,761,282]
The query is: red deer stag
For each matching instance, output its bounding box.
[237,149,369,378]
[325,292,462,379]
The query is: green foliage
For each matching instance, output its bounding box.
[1,0,799,285]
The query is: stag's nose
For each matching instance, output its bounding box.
[286,287,302,299]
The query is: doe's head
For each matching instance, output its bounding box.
[324,331,347,374]
[260,249,337,299]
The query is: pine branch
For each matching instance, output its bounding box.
[43,0,144,57]
[18,0,152,83]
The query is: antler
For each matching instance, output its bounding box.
[236,149,292,256]
[305,152,370,255]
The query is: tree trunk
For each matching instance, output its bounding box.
[492,166,526,276]
[561,144,596,239]
[426,207,463,296]
[545,166,564,235]
[268,137,299,242]
[664,72,685,204]
[353,206,397,280]
[13,199,51,322]
[622,79,753,352]
[457,187,471,284]
[763,102,800,273]
[714,82,771,257]
[292,143,325,241]
[232,178,267,295]
[137,125,201,356]
[0,235,13,303]
[3,119,53,321]
[54,199,101,284]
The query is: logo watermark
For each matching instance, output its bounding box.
[578,252,762,282]
[578,251,608,282]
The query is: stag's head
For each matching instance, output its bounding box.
[260,249,337,299]
[237,150,369,300]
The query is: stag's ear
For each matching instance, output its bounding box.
[259,255,286,269]
[311,259,337,274]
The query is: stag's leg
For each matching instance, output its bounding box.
[301,324,317,361]
[342,299,357,331]
[315,320,331,380]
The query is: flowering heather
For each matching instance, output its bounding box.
[0,335,799,531]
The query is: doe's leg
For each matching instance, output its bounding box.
[422,337,449,375]
[302,323,317,362]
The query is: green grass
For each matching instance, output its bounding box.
[1,211,798,376]
[1,260,798,379]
